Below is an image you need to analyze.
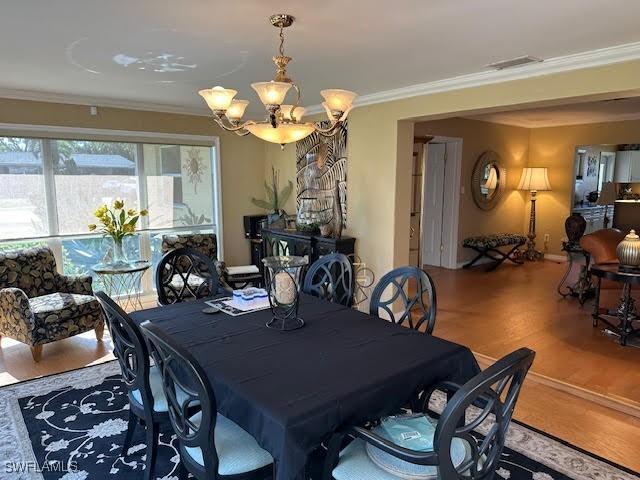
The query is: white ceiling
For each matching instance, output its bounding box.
[467,97,640,128]
[2,0,640,116]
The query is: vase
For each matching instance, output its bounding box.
[262,255,308,331]
[564,212,587,244]
[617,230,640,270]
[112,238,127,265]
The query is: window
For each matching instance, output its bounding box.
[0,137,48,240]
[0,133,220,298]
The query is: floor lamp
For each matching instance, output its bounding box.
[518,167,552,261]
[596,182,617,228]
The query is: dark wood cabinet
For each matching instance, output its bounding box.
[261,228,356,264]
[613,201,640,233]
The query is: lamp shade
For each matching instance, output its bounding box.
[245,122,315,145]
[280,104,305,122]
[517,167,551,192]
[199,86,237,111]
[483,167,498,190]
[320,89,358,112]
[596,181,617,205]
[225,100,249,121]
[251,81,292,106]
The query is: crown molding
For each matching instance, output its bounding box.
[306,41,640,114]
[2,41,640,118]
[0,87,212,117]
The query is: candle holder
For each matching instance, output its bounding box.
[262,255,308,331]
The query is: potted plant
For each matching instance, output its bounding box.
[89,199,148,265]
[251,167,293,226]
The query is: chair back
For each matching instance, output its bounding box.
[161,233,218,262]
[95,292,154,418]
[434,348,535,479]
[156,248,220,305]
[140,321,219,475]
[303,253,354,306]
[369,266,437,334]
[0,246,58,297]
[580,228,624,265]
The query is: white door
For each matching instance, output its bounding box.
[422,143,446,266]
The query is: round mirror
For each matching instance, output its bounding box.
[472,151,504,210]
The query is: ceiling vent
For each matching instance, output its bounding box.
[485,56,543,71]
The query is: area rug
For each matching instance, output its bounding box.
[0,361,638,480]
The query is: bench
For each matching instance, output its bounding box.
[463,233,526,271]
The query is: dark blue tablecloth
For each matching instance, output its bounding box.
[131,294,479,480]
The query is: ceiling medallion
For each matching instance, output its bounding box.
[198,13,357,148]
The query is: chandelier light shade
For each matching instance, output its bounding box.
[198,13,357,147]
[225,100,250,121]
[198,86,237,112]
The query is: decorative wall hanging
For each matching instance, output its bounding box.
[586,155,598,177]
[183,147,206,193]
[295,121,348,232]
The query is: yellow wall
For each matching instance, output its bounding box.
[0,98,267,265]
[529,118,640,254]
[414,118,530,262]
[264,60,640,281]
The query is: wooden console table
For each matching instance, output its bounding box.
[261,228,355,264]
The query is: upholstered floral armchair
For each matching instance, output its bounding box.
[0,247,104,362]
[160,233,262,290]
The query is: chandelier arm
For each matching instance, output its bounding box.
[212,116,256,132]
[290,83,302,120]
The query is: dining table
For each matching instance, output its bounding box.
[131,294,480,480]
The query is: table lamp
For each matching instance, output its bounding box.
[518,167,551,261]
[596,181,617,228]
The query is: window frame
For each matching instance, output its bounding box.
[0,124,223,298]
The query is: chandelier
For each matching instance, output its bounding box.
[198,14,357,147]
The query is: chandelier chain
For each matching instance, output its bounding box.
[279,26,285,56]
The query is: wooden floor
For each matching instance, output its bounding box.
[426,260,640,406]
[0,261,639,472]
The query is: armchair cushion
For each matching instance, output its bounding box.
[0,288,35,344]
[55,273,93,295]
[28,293,102,345]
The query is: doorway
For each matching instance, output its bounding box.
[418,136,462,269]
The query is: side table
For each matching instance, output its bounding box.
[557,241,593,305]
[92,261,151,312]
[591,264,640,346]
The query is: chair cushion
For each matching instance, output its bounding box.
[333,437,471,480]
[463,233,526,249]
[130,365,169,412]
[169,273,207,289]
[29,293,100,324]
[184,411,273,475]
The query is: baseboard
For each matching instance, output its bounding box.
[474,352,640,419]
[455,257,496,269]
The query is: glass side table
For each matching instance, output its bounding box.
[92,260,151,312]
[591,264,640,346]
[557,241,593,305]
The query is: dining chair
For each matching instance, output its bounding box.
[95,292,168,480]
[323,347,535,480]
[156,247,221,306]
[369,266,437,334]
[303,252,354,307]
[139,320,274,480]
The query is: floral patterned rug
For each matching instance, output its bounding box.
[0,360,638,480]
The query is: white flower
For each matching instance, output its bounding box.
[45,439,70,452]
[87,418,128,438]
[533,473,554,480]
[35,410,54,420]
[79,404,94,414]
[60,471,88,480]
[496,467,511,478]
